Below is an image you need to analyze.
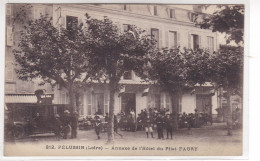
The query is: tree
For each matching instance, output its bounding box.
[13,15,92,113]
[197,5,244,44]
[84,14,156,143]
[209,45,243,135]
[144,47,211,128]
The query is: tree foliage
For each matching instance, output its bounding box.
[209,45,243,96]
[197,5,244,44]
[145,48,212,93]
[84,14,156,142]
[13,15,92,110]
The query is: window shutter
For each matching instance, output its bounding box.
[165,31,169,48]
[188,33,191,49]
[199,36,202,48]
[166,94,170,109]
[61,16,65,28]
[5,61,14,81]
[6,4,12,16]
[160,94,164,108]
[159,29,162,49]
[166,8,169,17]
[147,5,153,15]
[104,92,109,114]
[87,92,92,115]
[6,26,13,46]
[146,28,151,37]
[177,32,180,47]
[115,21,122,32]
[34,8,38,19]
[78,18,83,26]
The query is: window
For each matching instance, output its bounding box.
[34,7,45,19]
[123,70,132,80]
[191,34,199,50]
[207,36,214,53]
[169,9,175,19]
[154,6,158,16]
[6,4,12,16]
[5,61,14,81]
[66,16,78,39]
[6,26,13,46]
[169,31,177,48]
[123,24,130,32]
[93,93,104,115]
[151,28,159,49]
[123,4,127,10]
[5,83,15,93]
[61,93,67,104]
[148,94,161,109]
[66,16,78,30]
[188,12,196,22]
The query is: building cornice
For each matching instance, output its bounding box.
[63,4,204,28]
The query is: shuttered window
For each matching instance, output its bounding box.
[34,7,45,19]
[147,94,161,109]
[169,9,175,19]
[151,28,159,49]
[207,36,214,53]
[123,24,130,32]
[169,31,177,49]
[66,16,78,40]
[154,6,158,16]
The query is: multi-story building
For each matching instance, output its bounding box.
[5,4,222,119]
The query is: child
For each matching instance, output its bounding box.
[94,114,102,139]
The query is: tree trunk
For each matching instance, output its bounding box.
[68,87,76,112]
[107,82,115,143]
[226,90,233,136]
[170,92,179,130]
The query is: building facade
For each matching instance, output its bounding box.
[5,4,221,119]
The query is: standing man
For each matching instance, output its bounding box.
[143,115,154,138]
[94,114,102,139]
[70,111,78,139]
[130,109,136,132]
[165,114,174,139]
[54,114,62,140]
[114,115,123,138]
[156,113,164,139]
[62,110,71,139]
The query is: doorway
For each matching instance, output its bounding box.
[121,93,136,114]
[196,94,212,115]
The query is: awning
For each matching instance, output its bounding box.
[5,94,38,103]
[5,94,54,103]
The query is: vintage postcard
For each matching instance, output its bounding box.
[3,3,245,157]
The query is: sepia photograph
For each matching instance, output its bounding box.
[3,3,244,157]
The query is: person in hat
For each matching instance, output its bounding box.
[143,114,154,138]
[114,115,123,138]
[156,113,165,139]
[62,110,71,139]
[54,114,62,140]
[94,114,102,139]
[70,111,78,139]
[165,114,174,139]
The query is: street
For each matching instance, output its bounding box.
[4,123,243,156]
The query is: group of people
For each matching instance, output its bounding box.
[117,110,137,132]
[137,108,177,139]
[94,113,123,140]
[53,110,79,140]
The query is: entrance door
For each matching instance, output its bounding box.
[93,93,104,115]
[196,94,212,114]
[121,93,136,114]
